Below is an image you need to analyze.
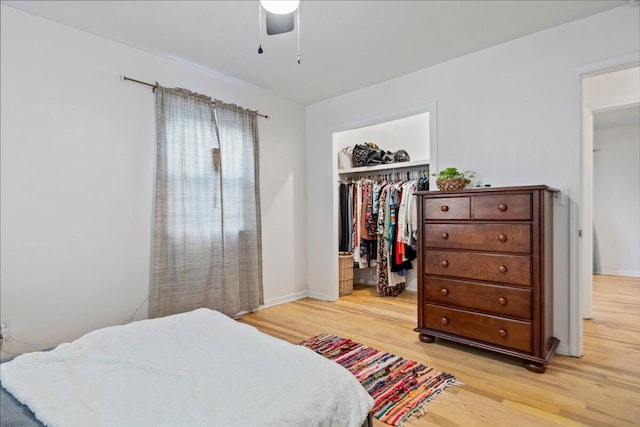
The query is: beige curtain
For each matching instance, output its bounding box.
[151,87,263,318]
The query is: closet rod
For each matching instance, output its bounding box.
[338,169,427,183]
[120,75,270,119]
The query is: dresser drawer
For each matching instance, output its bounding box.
[424,223,532,254]
[474,193,532,220]
[424,197,470,220]
[424,304,532,352]
[424,250,532,286]
[424,277,531,319]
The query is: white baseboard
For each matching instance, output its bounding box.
[556,342,572,357]
[263,291,309,308]
[307,290,336,301]
[594,269,640,278]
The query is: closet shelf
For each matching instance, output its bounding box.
[337,159,429,175]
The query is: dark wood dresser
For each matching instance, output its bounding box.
[414,185,559,373]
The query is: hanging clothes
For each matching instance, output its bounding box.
[338,171,426,296]
[339,183,351,252]
[376,183,406,296]
[358,180,378,268]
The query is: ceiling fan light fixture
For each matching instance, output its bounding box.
[260,0,299,15]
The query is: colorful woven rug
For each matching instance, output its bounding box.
[300,333,458,426]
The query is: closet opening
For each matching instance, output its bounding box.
[331,108,435,299]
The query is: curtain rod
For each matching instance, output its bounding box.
[120,75,270,119]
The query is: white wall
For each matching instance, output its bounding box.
[305,5,640,355]
[0,5,307,355]
[593,121,640,276]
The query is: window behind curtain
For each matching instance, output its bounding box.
[151,87,263,318]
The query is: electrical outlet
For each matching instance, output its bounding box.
[0,320,10,340]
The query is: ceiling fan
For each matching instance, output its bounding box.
[257,0,301,64]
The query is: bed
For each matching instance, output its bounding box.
[0,308,374,426]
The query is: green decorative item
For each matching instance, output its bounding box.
[433,167,474,191]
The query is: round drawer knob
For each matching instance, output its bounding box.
[441,260,449,267]
[440,317,449,325]
[498,234,507,242]
[498,329,508,337]
[441,232,449,240]
[499,265,507,273]
[498,297,507,305]
[440,205,449,212]
[440,288,449,296]
[498,204,507,211]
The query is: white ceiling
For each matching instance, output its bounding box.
[3,0,627,105]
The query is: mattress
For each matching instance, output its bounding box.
[0,309,374,426]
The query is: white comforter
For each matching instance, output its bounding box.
[0,309,373,427]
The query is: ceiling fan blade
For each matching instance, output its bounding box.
[266,11,295,35]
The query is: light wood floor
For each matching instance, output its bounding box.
[239,274,640,426]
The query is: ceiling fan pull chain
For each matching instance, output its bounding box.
[258,2,264,54]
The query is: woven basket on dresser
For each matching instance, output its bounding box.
[338,252,354,296]
[436,177,468,191]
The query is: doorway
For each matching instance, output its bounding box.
[592,105,640,276]
[579,65,640,355]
